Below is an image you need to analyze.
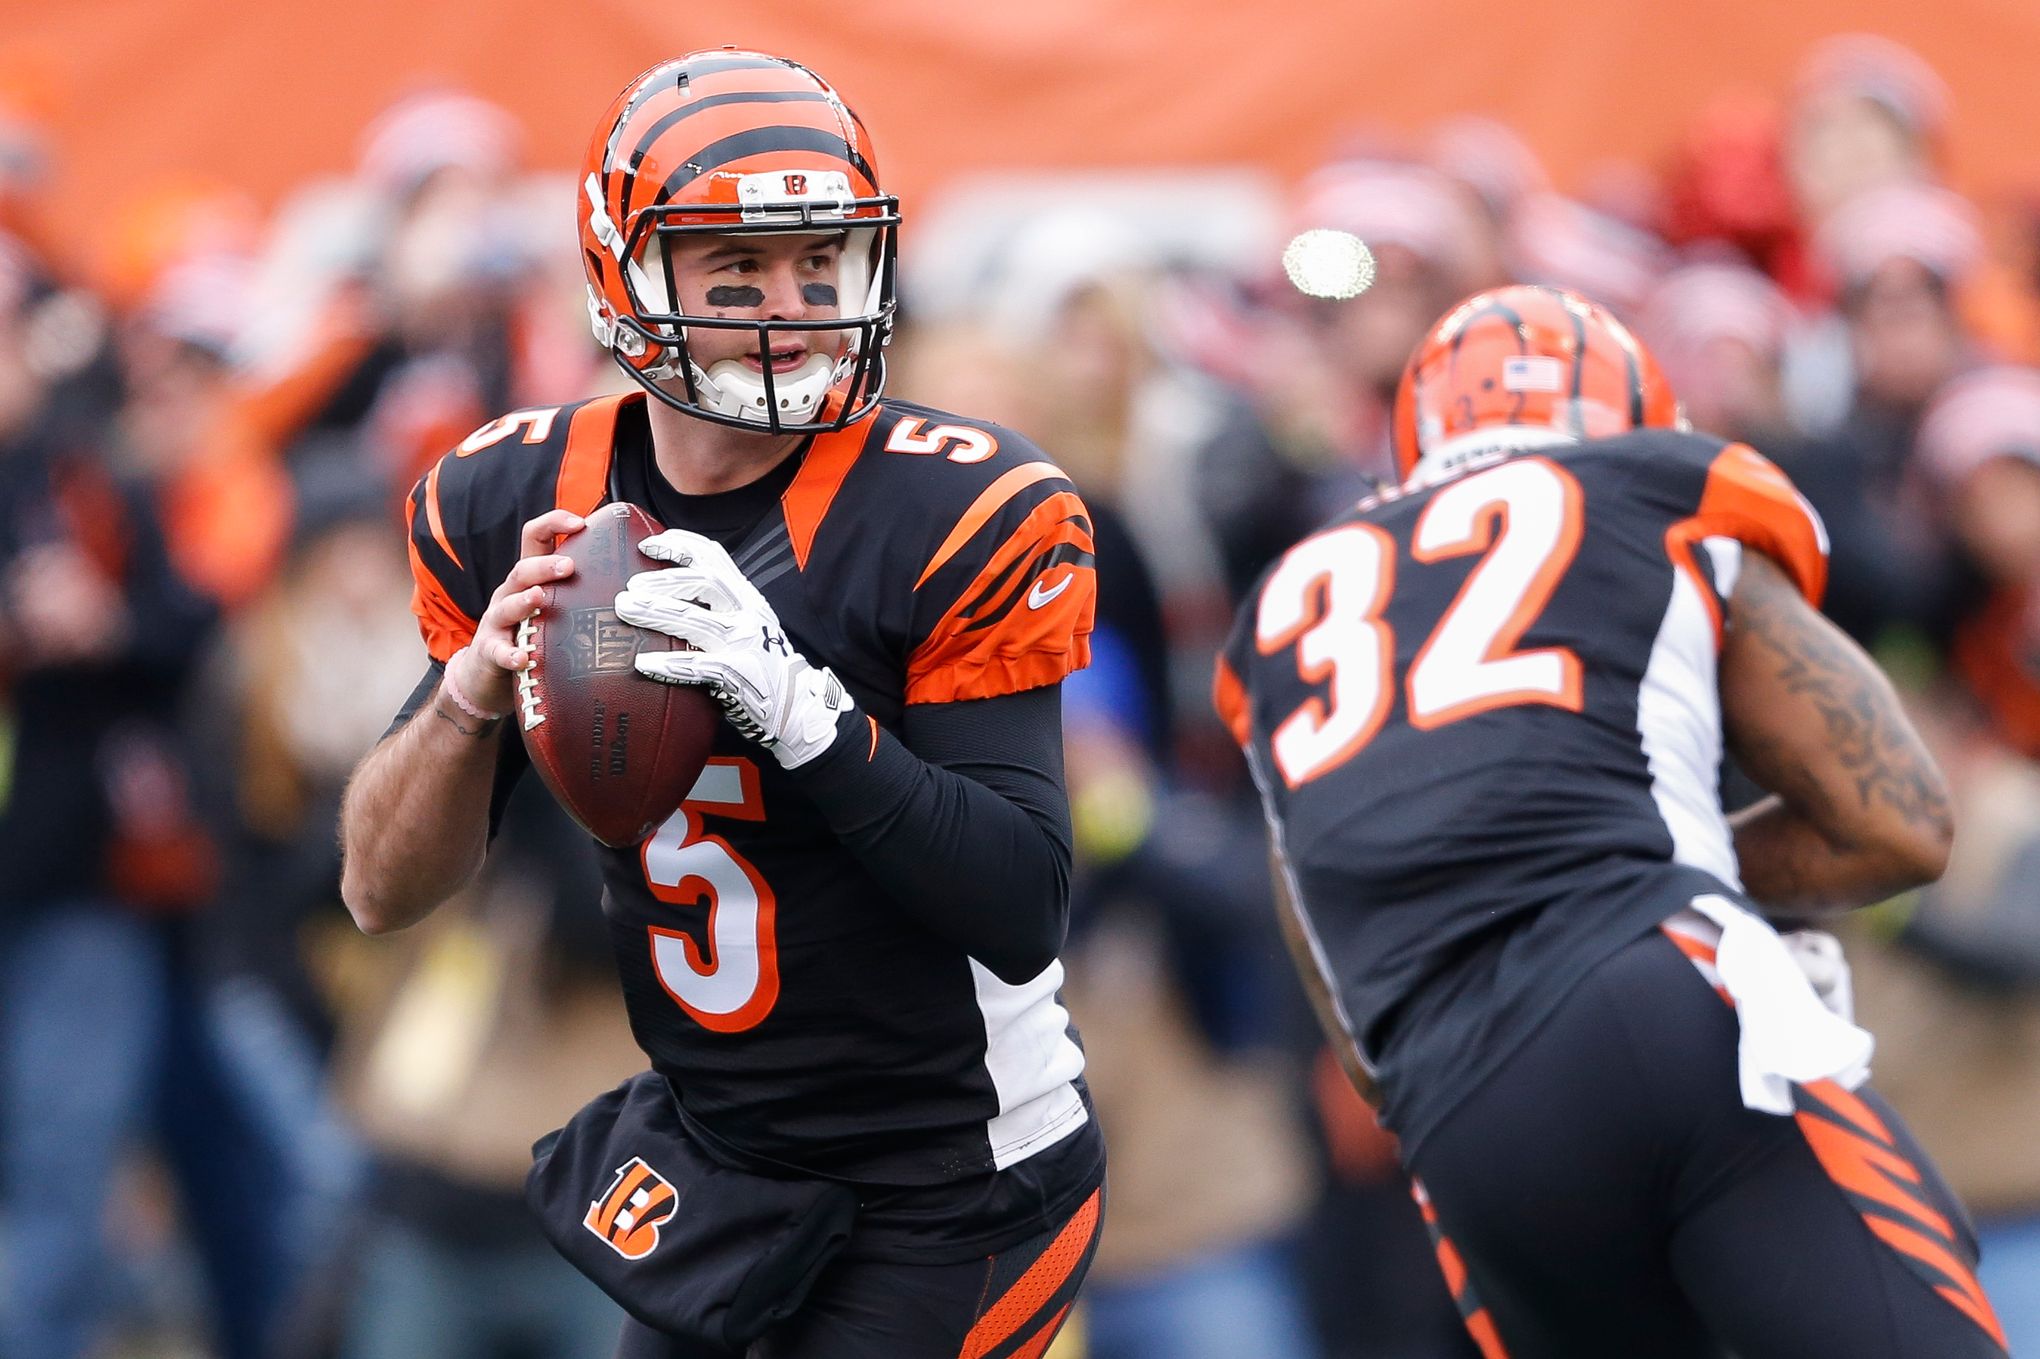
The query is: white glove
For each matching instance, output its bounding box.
[614,529,851,769]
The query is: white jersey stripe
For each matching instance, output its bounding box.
[1637,535,1742,888]
[969,958,1088,1170]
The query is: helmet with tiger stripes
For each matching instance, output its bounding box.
[578,50,900,432]
[1391,284,1683,482]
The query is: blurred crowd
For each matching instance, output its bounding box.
[6,31,2040,1359]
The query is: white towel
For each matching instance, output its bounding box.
[1681,894,1874,1116]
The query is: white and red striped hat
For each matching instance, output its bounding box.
[1640,261,1798,362]
[357,89,522,195]
[1293,160,1486,287]
[1918,366,2040,483]
[1815,181,1981,291]
[1507,192,1671,318]
[1795,34,1951,143]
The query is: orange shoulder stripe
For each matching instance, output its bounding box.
[1212,654,1252,748]
[915,462,1061,589]
[904,489,1095,704]
[782,416,870,569]
[1707,443,1828,606]
[555,395,626,520]
[423,458,463,570]
[1662,520,1726,644]
[406,526,479,665]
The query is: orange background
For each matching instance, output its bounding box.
[4,0,2039,272]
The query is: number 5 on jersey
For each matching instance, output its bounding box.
[1257,458,1585,787]
[640,758,779,1032]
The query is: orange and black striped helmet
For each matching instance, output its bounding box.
[578,50,900,433]
[1391,284,1682,481]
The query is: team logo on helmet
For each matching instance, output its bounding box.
[583,1156,679,1260]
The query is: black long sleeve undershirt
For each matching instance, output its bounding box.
[786,685,1074,985]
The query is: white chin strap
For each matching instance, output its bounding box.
[694,352,838,425]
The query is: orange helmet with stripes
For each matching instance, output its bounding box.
[578,50,900,433]
[1391,284,1682,482]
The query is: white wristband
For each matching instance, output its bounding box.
[442,647,508,723]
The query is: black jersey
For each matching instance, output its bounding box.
[1216,430,1829,1150]
[403,392,1097,1191]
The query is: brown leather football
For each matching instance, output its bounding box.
[514,503,718,847]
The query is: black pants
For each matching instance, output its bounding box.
[1406,929,2008,1359]
[614,1184,1102,1359]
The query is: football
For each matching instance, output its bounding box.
[514,503,718,847]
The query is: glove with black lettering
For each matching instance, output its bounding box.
[614,529,851,769]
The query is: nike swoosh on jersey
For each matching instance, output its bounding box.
[1027,573,1074,610]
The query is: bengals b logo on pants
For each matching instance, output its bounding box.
[584,1156,679,1260]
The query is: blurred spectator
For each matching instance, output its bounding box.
[1639,261,1800,444]
[1283,160,1488,454]
[1192,161,1486,603]
[1780,181,1983,649]
[1658,93,1811,295]
[325,778,634,1359]
[209,464,420,1063]
[120,253,295,611]
[1785,34,1948,229]
[237,90,593,501]
[1506,189,1671,319]
[1425,116,1545,293]
[895,310,1203,758]
[1059,632,1322,1359]
[102,178,265,314]
[1919,367,2040,762]
[0,234,218,1356]
[0,70,72,285]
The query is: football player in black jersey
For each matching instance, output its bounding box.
[340,51,1102,1358]
[1218,285,2005,1358]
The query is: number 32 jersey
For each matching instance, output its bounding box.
[404,391,1098,1202]
[1215,430,1828,1150]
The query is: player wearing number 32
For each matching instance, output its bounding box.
[339,51,1102,1358]
[1216,285,2007,1358]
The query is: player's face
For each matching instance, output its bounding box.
[664,231,850,378]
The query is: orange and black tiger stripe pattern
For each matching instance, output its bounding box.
[590,52,880,230]
[1411,1178,1512,1359]
[1793,1080,2008,1351]
[906,468,1096,705]
[1663,928,2008,1351]
[954,1187,1102,1359]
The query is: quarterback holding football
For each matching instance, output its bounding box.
[341,50,1103,1358]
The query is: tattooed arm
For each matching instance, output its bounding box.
[1719,550,1953,916]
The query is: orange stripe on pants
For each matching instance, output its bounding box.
[957,1189,1101,1359]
